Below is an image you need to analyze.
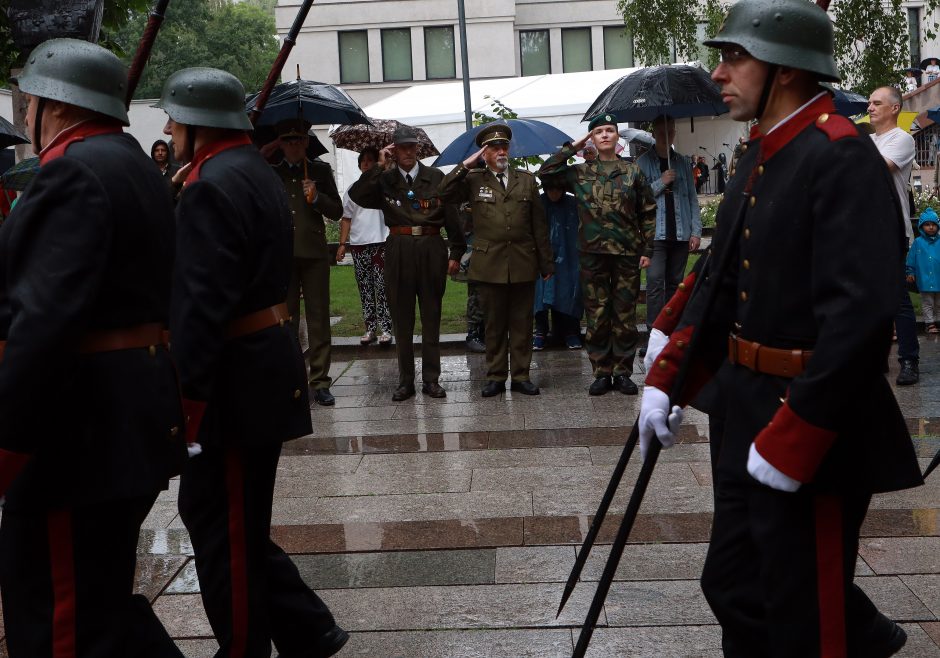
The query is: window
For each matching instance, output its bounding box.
[909,7,921,68]
[603,25,633,69]
[382,28,413,81]
[520,30,550,76]
[338,31,369,84]
[425,26,456,79]
[562,28,592,73]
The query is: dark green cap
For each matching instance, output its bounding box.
[13,38,129,125]
[703,0,840,82]
[588,114,618,131]
[153,67,253,131]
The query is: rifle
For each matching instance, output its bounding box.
[125,0,171,108]
[248,0,315,126]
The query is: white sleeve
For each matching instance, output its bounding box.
[880,131,915,171]
[342,191,356,219]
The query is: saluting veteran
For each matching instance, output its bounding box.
[441,124,554,396]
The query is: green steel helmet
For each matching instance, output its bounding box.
[154,67,252,131]
[13,38,129,125]
[703,0,840,82]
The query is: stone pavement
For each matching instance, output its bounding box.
[127,336,940,657]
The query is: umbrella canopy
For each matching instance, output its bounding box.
[245,79,372,128]
[821,84,868,117]
[582,64,728,123]
[855,112,920,134]
[905,67,923,76]
[921,57,940,71]
[330,118,439,160]
[0,116,29,150]
[1,156,39,191]
[618,127,655,148]
[433,119,571,167]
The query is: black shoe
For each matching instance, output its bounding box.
[312,388,335,406]
[422,381,447,398]
[612,374,638,395]
[466,336,486,353]
[481,380,506,397]
[589,376,612,396]
[392,384,416,402]
[850,612,907,657]
[896,359,919,386]
[314,624,350,657]
[510,380,540,395]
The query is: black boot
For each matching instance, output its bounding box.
[896,359,919,386]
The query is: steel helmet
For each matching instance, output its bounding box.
[154,67,252,131]
[703,0,840,82]
[13,38,129,125]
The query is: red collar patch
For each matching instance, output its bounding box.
[185,133,253,186]
[750,95,838,163]
[39,120,123,165]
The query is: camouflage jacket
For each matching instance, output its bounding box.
[540,144,656,257]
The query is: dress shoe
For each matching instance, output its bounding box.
[422,381,447,398]
[849,611,906,657]
[312,388,335,406]
[481,380,506,397]
[510,380,540,395]
[896,359,919,385]
[612,374,638,395]
[589,376,612,396]
[532,334,545,351]
[466,336,486,353]
[378,331,393,346]
[391,384,415,402]
[307,624,350,658]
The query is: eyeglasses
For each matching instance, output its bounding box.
[406,189,420,209]
[719,47,751,65]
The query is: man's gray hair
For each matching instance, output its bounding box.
[876,86,903,108]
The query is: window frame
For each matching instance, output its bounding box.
[520,29,551,77]
[424,25,457,80]
[381,27,414,82]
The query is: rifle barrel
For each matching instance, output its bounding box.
[125,0,172,107]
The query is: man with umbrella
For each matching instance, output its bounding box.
[272,118,343,406]
[440,124,554,396]
[349,126,464,402]
[639,0,922,654]
[540,114,656,396]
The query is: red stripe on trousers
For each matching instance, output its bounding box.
[815,495,847,658]
[225,449,249,657]
[47,510,76,658]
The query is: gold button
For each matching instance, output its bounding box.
[757,165,764,175]
[170,426,179,437]
[743,259,750,269]
[678,282,686,291]
[749,196,756,207]
[664,307,673,316]
[658,359,669,370]
[148,345,156,357]
[817,113,829,124]
[292,210,296,215]
[744,228,751,239]
[293,389,301,399]
[676,340,686,349]
[741,144,748,152]
[740,291,748,301]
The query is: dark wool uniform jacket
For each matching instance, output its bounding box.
[647,94,922,494]
[272,158,342,260]
[172,141,311,448]
[0,125,187,510]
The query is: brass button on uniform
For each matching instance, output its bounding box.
[749,196,756,207]
[743,259,750,269]
[741,144,748,152]
[148,345,156,357]
[664,307,673,316]
[169,426,179,437]
[658,359,669,370]
[740,291,748,301]
[676,340,686,349]
[817,113,829,124]
[757,165,764,175]
[678,282,686,291]
[293,389,301,399]
[744,228,751,239]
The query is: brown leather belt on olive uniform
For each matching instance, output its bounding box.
[388,225,440,236]
[728,333,813,378]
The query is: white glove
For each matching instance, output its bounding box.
[644,328,670,372]
[187,442,203,458]
[638,385,683,461]
[747,443,801,492]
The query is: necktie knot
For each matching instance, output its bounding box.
[406,173,414,187]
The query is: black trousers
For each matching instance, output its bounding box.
[178,442,337,658]
[0,495,182,658]
[701,478,879,657]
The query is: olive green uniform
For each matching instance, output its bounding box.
[441,165,554,382]
[349,163,464,387]
[274,158,342,389]
[539,145,656,377]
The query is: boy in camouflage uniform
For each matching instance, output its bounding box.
[540,114,656,395]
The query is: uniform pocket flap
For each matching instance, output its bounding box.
[473,239,490,253]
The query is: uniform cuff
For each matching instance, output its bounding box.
[182,398,208,445]
[754,402,837,483]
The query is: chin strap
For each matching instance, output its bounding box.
[756,65,778,121]
[32,97,47,152]
[185,124,198,163]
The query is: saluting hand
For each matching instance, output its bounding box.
[571,132,593,151]
[379,144,396,167]
[462,146,485,169]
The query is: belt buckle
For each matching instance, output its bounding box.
[411,226,423,236]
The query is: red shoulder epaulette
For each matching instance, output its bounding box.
[814,113,857,142]
[651,270,697,335]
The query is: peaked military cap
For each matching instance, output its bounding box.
[276,118,310,138]
[476,123,512,147]
[392,125,420,145]
[588,114,618,131]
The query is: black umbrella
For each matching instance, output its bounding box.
[0,115,29,150]
[821,84,868,117]
[921,57,940,71]
[245,79,372,128]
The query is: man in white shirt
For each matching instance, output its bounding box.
[869,85,920,385]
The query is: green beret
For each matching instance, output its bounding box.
[476,123,513,147]
[588,113,618,132]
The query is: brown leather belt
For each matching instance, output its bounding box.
[389,225,440,237]
[225,303,290,339]
[0,323,169,363]
[728,334,813,378]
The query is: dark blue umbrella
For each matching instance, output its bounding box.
[822,84,868,117]
[927,107,940,125]
[433,119,571,166]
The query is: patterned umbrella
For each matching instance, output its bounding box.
[330,118,439,160]
[1,156,39,191]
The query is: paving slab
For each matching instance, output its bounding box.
[341,629,573,658]
[274,469,473,497]
[603,579,717,626]
[357,446,593,473]
[292,491,533,524]
[582,625,723,657]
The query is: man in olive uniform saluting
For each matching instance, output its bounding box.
[273,118,343,406]
[349,126,465,401]
[157,67,347,657]
[440,124,554,396]
[0,39,186,657]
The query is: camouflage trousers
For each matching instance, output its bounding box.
[466,280,485,339]
[579,252,640,377]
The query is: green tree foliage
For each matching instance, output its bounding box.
[472,96,545,169]
[617,0,940,97]
[112,0,280,99]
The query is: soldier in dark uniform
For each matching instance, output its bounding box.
[540,115,657,397]
[156,67,347,657]
[349,126,465,402]
[272,118,343,407]
[0,39,186,657]
[440,124,554,396]
[639,1,923,655]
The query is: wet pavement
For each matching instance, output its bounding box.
[39,337,940,655]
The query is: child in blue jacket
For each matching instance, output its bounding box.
[907,207,940,333]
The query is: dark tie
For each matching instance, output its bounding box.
[406,173,413,187]
[497,173,506,190]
